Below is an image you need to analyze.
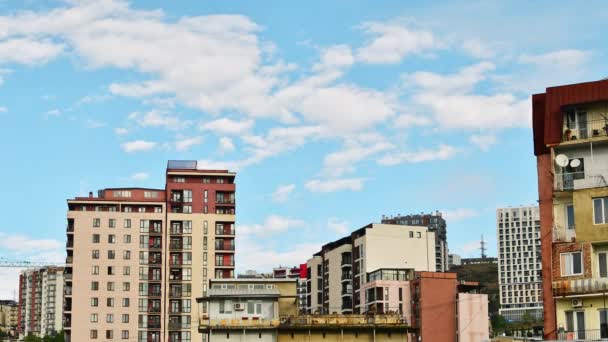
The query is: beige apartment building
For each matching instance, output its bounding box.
[64,160,236,342]
[305,223,435,315]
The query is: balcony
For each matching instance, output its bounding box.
[553,224,576,243]
[65,256,73,264]
[558,329,607,340]
[66,240,73,248]
[215,260,235,267]
[169,321,191,330]
[562,118,608,143]
[170,242,184,250]
[278,314,409,328]
[215,228,235,236]
[552,277,608,296]
[554,170,608,191]
[215,242,235,251]
[199,318,279,330]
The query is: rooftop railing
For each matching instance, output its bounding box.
[554,171,608,191]
[562,118,608,142]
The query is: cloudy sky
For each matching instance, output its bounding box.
[0,0,606,298]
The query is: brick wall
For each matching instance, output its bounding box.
[552,242,592,281]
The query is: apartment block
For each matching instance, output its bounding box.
[64,160,236,342]
[497,206,543,322]
[533,79,608,340]
[305,223,435,315]
[0,299,18,338]
[17,266,64,338]
[448,253,462,268]
[381,212,448,272]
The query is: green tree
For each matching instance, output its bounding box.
[23,335,43,342]
[491,314,507,336]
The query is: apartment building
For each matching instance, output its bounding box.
[0,299,18,338]
[197,278,414,341]
[497,206,543,322]
[381,212,448,272]
[272,265,308,314]
[305,223,435,315]
[533,79,608,340]
[64,160,236,342]
[448,253,462,268]
[17,266,64,338]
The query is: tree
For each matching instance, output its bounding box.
[23,335,43,342]
[491,314,507,336]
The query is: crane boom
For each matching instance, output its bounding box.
[0,258,64,268]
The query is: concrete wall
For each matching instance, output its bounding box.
[278,330,409,341]
[457,293,489,342]
[210,330,277,341]
[555,296,608,333]
[360,280,411,319]
[325,244,351,313]
[306,256,323,313]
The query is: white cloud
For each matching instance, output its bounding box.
[121,140,156,153]
[378,144,457,166]
[305,178,364,193]
[469,134,497,151]
[0,38,63,65]
[219,137,235,153]
[271,184,295,203]
[85,119,107,128]
[454,240,482,256]
[114,127,128,135]
[0,106,6,113]
[327,217,349,235]
[356,22,438,64]
[200,118,254,135]
[44,108,61,118]
[322,139,394,177]
[236,237,321,273]
[130,172,149,181]
[0,233,62,252]
[239,215,305,237]
[129,110,190,130]
[175,136,202,152]
[518,49,591,68]
[313,45,354,71]
[77,94,112,105]
[393,114,433,128]
[405,62,495,95]
[462,39,496,59]
[442,208,478,222]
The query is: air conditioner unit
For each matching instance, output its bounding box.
[572,299,583,307]
[234,303,245,311]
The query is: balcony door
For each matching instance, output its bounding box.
[566,311,586,339]
[566,110,588,139]
[601,310,608,339]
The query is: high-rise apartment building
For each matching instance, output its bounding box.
[305,223,435,315]
[63,160,236,342]
[17,266,64,338]
[533,79,608,340]
[381,212,448,272]
[496,206,543,322]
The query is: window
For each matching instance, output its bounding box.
[106,314,114,323]
[594,197,608,225]
[154,206,162,213]
[204,221,208,234]
[203,177,210,184]
[409,231,413,238]
[107,282,115,291]
[217,177,225,184]
[107,298,115,307]
[138,207,146,213]
[90,330,98,339]
[601,310,608,339]
[247,301,262,315]
[599,252,608,278]
[566,310,586,339]
[203,205,208,214]
[107,266,115,275]
[106,330,113,340]
[114,190,132,198]
[173,177,185,183]
[144,191,158,198]
[123,250,131,260]
[93,218,100,227]
[566,204,575,229]
[561,252,583,276]
[125,206,132,213]
[416,232,421,238]
[219,300,232,314]
[109,234,116,243]
[108,250,116,259]
[92,234,100,243]
[91,281,99,291]
[122,330,129,340]
[124,235,131,243]
[124,219,131,228]
[123,282,130,291]
[90,313,98,323]
[184,221,192,233]
[204,190,208,203]
[109,219,116,228]
[122,298,130,307]
[123,266,130,275]
[184,190,192,203]
[91,297,99,307]
[92,266,99,275]
[122,314,129,323]
[183,205,192,214]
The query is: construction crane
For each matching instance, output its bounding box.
[0,257,64,268]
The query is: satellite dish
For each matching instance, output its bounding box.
[555,154,569,167]
[570,159,581,168]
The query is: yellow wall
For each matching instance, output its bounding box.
[278,330,409,341]
[573,187,608,242]
[556,296,608,331]
[275,281,299,316]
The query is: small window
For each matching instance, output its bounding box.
[409,231,413,238]
[109,219,116,228]
[416,232,422,238]
[90,330,98,339]
[124,219,131,228]
[594,197,608,225]
[561,252,583,276]
[173,177,185,183]
[93,218,100,227]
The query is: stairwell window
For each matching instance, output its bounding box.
[593,197,608,224]
[560,252,583,276]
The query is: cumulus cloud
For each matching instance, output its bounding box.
[114,127,128,135]
[327,217,349,235]
[357,22,438,64]
[200,118,254,135]
[378,144,457,166]
[0,106,6,113]
[129,110,190,130]
[239,215,305,237]
[313,45,354,71]
[130,172,149,181]
[175,136,202,151]
[121,140,156,153]
[393,114,433,128]
[305,178,364,193]
[271,184,295,203]
[0,233,62,252]
[0,38,63,65]
[219,137,235,153]
[322,139,394,177]
[469,134,497,151]
[518,49,591,68]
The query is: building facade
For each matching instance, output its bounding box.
[17,267,64,338]
[0,299,18,338]
[448,253,462,269]
[272,265,308,314]
[533,79,608,340]
[381,212,448,272]
[497,206,543,322]
[64,160,236,342]
[305,223,436,315]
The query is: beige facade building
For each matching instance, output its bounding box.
[17,266,64,338]
[305,223,435,315]
[64,160,236,342]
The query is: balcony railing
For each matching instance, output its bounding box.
[554,170,608,191]
[558,329,607,340]
[215,229,235,236]
[553,224,576,243]
[215,261,235,267]
[215,243,235,251]
[199,318,279,329]
[562,118,608,142]
[553,277,608,296]
[277,314,408,327]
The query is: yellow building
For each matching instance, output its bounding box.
[198,278,414,341]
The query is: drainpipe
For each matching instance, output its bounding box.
[373,327,376,342]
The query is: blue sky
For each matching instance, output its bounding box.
[0,0,607,298]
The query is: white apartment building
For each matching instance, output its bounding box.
[305,223,435,315]
[497,206,543,321]
[18,266,64,338]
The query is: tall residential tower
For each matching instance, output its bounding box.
[64,161,236,342]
